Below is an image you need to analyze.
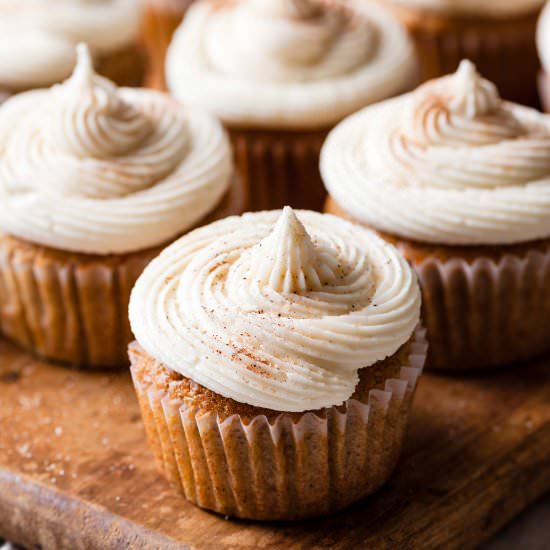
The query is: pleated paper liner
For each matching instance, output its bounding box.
[141,0,193,90]
[230,126,329,212]
[385,4,541,107]
[325,196,550,371]
[0,233,160,368]
[129,327,427,520]
[0,178,246,369]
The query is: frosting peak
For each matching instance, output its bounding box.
[201,0,375,83]
[448,60,499,118]
[49,44,155,161]
[246,206,338,294]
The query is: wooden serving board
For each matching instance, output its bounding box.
[0,339,549,549]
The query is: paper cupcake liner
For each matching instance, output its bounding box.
[395,9,540,106]
[129,328,427,520]
[142,0,192,90]
[416,246,550,371]
[0,234,159,368]
[539,71,550,113]
[230,127,329,212]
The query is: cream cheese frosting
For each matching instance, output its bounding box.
[538,2,550,74]
[0,44,233,255]
[166,0,417,129]
[321,60,550,246]
[130,208,421,412]
[385,0,544,18]
[0,0,140,89]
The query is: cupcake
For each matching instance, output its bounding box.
[0,0,145,97]
[322,60,550,371]
[379,0,544,106]
[0,44,242,368]
[165,0,417,212]
[129,207,425,520]
[537,1,550,111]
[142,0,194,90]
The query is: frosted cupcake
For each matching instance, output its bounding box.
[538,2,550,111]
[0,0,145,97]
[129,207,426,520]
[380,0,544,106]
[166,0,417,212]
[0,44,241,368]
[323,61,550,371]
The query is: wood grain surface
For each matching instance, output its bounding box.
[0,338,549,549]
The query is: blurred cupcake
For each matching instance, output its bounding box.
[322,61,550,370]
[0,44,241,368]
[537,1,550,111]
[129,207,425,520]
[165,0,417,212]
[142,0,194,90]
[379,0,544,106]
[0,0,145,97]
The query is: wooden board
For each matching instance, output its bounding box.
[0,338,549,550]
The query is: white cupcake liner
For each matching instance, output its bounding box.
[130,327,427,520]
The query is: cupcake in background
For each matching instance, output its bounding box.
[166,0,417,212]
[129,207,426,520]
[0,44,242,368]
[0,0,145,97]
[141,0,194,90]
[379,0,544,106]
[537,1,550,111]
[322,60,550,371]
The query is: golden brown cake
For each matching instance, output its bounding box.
[0,45,241,368]
[321,61,550,370]
[129,208,426,519]
[165,0,418,212]
[380,0,543,106]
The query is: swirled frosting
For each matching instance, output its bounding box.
[321,60,550,245]
[538,2,550,74]
[166,0,416,129]
[385,0,544,18]
[0,44,233,254]
[0,0,140,89]
[129,208,421,412]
